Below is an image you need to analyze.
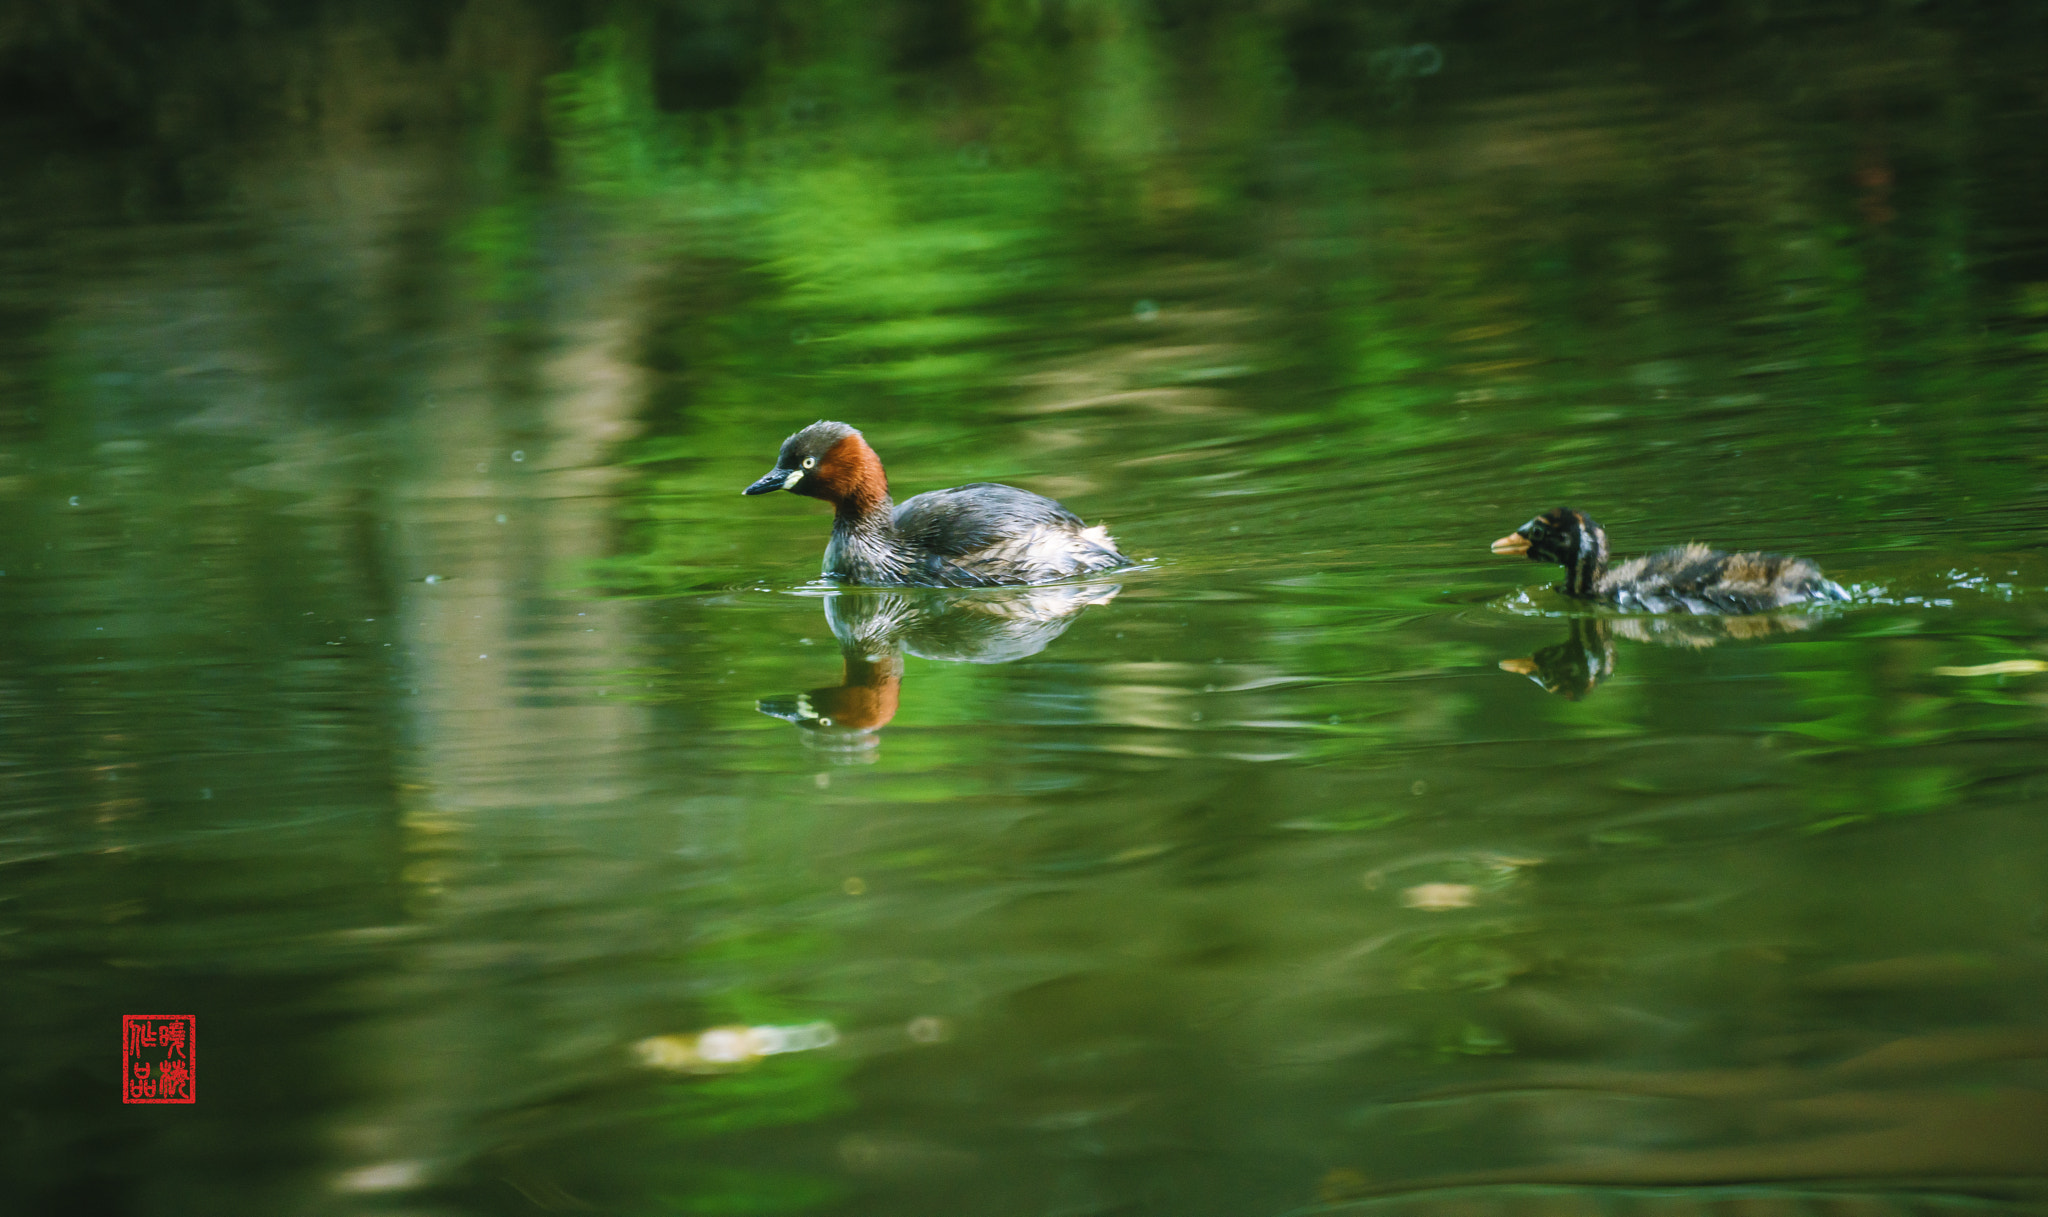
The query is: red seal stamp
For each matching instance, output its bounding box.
[122,1015,195,1104]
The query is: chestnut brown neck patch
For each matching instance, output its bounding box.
[815,433,889,518]
[812,651,902,730]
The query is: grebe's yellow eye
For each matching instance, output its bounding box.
[802,457,817,469]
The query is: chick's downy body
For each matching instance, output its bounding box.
[1492,507,1848,614]
[744,421,1130,587]
[1597,542,1844,613]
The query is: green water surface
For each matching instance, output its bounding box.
[3,5,2047,1216]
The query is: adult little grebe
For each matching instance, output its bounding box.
[1490,507,1848,614]
[743,421,1131,586]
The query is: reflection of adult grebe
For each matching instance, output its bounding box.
[1500,613,1828,699]
[758,584,1119,748]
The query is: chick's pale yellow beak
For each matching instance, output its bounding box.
[1491,532,1531,556]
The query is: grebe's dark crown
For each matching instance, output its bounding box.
[743,420,870,498]
[1518,507,1603,563]
[778,420,859,467]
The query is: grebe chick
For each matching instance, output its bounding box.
[1490,507,1848,614]
[743,421,1131,587]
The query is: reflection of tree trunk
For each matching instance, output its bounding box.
[323,165,655,1204]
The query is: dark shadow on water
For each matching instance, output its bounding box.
[758,583,1120,755]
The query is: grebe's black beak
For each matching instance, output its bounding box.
[743,467,798,496]
[756,693,817,723]
[1490,532,1531,556]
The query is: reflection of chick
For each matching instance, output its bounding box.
[1492,508,1847,613]
[1500,619,1616,700]
[757,584,1119,741]
[1608,612,1821,648]
[1501,611,1829,699]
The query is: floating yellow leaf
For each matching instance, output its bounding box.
[1402,883,1478,911]
[1932,660,2048,677]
